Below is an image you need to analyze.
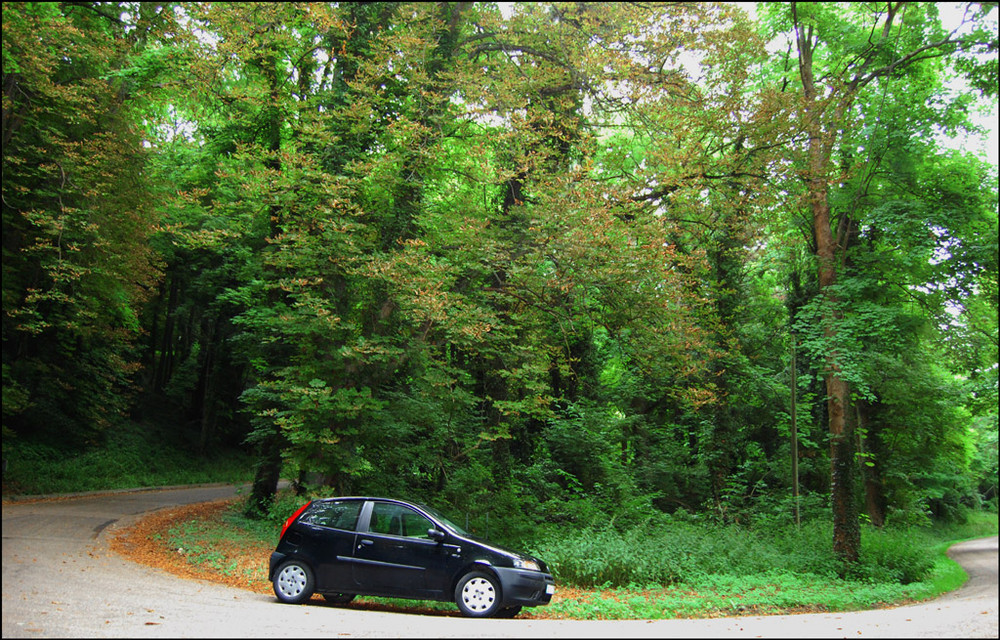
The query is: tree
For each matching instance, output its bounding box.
[762,0,997,566]
[3,2,167,446]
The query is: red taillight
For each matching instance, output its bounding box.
[280,501,311,540]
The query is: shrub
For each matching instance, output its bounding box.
[531,517,947,589]
[532,518,785,587]
[852,526,935,584]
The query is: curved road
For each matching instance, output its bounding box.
[2,484,997,638]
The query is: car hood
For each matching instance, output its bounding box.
[453,532,547,570]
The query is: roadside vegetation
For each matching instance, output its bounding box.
[110,489,996,620]
[1,420,252,497]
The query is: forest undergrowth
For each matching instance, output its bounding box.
[1,422,253,497]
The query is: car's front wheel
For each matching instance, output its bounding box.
[273,560,315,604]
[455,571,502,617]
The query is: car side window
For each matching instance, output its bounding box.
[369,502,434,539]
[300,500,362,531]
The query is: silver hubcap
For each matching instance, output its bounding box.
[277,565,307,598]
[461,577,496,612]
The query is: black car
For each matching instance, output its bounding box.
[268,496,555,618]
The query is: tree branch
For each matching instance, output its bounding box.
[63,1,126,25]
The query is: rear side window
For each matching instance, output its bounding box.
[300,500,362,531]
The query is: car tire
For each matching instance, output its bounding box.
[273,560,315,604]
[455,571,503,617]
[322,593,356,605]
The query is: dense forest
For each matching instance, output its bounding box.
[3,2,997,571]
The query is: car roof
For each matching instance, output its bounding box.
[312,496,446,517]
[314,496,411,503]
[312,496,432,509]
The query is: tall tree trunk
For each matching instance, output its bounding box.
[796,9,860,568]
[246,431,284,517]
[196,317,218,455]
[154,275,179,391]
[810,154,859,566]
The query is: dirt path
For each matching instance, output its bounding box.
[3,485,997,638]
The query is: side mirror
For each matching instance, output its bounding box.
[428,528,446,541]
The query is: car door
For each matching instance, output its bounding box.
[352,501,455,597]
[293,499,362,593]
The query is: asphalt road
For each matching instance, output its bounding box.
[2,484,997,638]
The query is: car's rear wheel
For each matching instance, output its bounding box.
[455,571,502,617]
[322,593,355,605]
[273,560,315,604]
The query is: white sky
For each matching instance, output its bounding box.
[938,3,999,168]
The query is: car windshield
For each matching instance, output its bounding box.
[419,504,469,536]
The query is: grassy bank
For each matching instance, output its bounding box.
[2,420,253,496]
[116,493,997,620]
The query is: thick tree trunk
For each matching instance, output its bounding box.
[246,432,283,517]
[796,8,861,568]
[195,317,218,455]
[810,142,860,568]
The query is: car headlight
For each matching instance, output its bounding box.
[514,558,541,571]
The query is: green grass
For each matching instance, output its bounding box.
[2,420,254,496]
[536,572,938,619]
[161,519,244,575]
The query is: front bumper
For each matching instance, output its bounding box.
[493,567,556,607]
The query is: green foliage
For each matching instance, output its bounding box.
[1,2,996,567]
[256,489,315,530]
[534,519,809,587]
[532,517,980,590]
[3,1,165,445]
[852,527,935,584]
[1,420,253,496]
